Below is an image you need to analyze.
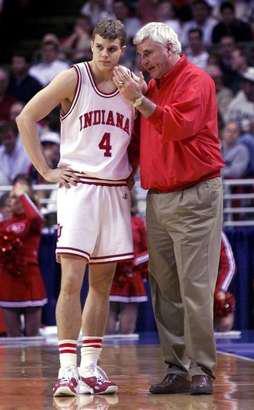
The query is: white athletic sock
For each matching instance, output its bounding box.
[79,336,103,377]
[58,339,77,369]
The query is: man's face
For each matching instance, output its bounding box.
[192,3,209,24]
[223,122,239,145]
[42,44,58,63]
[188,32,202,50]
[11,56,27,76]
[231,50,245,71]
[242,80,254,102]
[1,129,17,154]
[91,35,124,72]
[219,37,235,58]
[136,38,172,79]
[221,8,235,25]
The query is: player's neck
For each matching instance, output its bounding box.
[89,61,114,82]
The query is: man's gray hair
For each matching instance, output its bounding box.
[133,22,182,54]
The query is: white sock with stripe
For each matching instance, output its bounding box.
[79,336,103,377]
[58,339,77,369]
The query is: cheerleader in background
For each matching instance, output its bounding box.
[214,231,236,332]
[0,175,47,337]
[107,205,148,335]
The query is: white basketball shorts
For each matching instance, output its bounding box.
[56,182,134,264]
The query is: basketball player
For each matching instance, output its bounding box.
[16,19,141,396]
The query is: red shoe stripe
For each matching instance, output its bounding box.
[59,349,77,354]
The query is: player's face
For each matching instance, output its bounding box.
[136,38,172,79]
[91,34,125,71]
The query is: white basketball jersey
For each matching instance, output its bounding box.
[59,62,135,181]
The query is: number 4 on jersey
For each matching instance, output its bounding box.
[98,132,112,157]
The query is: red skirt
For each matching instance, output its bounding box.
[110,270,147,303]
[0,263,47,308]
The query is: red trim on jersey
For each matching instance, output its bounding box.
[85,62,119,98]
[90,253,134,264]
[56,247,90,260]
[60,65,82,120]
[73,173,128,186]
[92,252,134,260]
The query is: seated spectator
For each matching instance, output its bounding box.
[137,0,158,24]
[9,101,24,122]
[107,209,148,334]
[29,41,69,87]
[156,0,181,41]
[212,1,253,44]
[113,1,141,40]
[0,121,31,183]
[222,120,250,179]
[7,53,42,103]
[80,0,113,25]
[214,232,236,332]
[230,47,250,94]
[225,68,254,124]
[62,15,92,62]
[0,67,17,122]
[0,176,47,336]
[182,0,217,47]
[206,64,233,123]
[185,27,209,69]
[217,35,236,89]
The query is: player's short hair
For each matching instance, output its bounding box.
[92,19,127,47]
[133,22,181,55]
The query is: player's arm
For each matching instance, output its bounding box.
[16,68,79,187]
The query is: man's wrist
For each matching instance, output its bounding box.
[132,95,144,108]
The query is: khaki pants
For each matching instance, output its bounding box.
[146,177,223,377]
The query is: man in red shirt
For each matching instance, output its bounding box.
[114,22,224,395]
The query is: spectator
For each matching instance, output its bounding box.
[0,121,31,183]
[225,67,254,124]
[108,210,148,334]
[0,176,47,337]
[217,35,237,89]
[113,1,141,40]
[212,1,253,44]
[80,0,113,25]
[29,41,69,87]
[0,67,16,121]
[62,15,92,62]
[230,47,250,94]
[8,53,42,103]
[222,120,250,179]
[29,130,60,184]
[182,0,217,47]
[9,101,25,122]
[156,0,181,41]
[206,64,233,123]
[185,27,209,69]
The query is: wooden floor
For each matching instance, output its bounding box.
[0,340,254,409]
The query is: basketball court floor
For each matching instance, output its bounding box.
[0,331,254,409]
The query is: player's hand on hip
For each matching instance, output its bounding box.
[43,166,79,187]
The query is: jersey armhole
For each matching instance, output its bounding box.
[60,65,82,121]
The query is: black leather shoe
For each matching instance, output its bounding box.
[150,373,190,394]
[191,375,213,395]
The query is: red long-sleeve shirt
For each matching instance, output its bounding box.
[140,55,224,191]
